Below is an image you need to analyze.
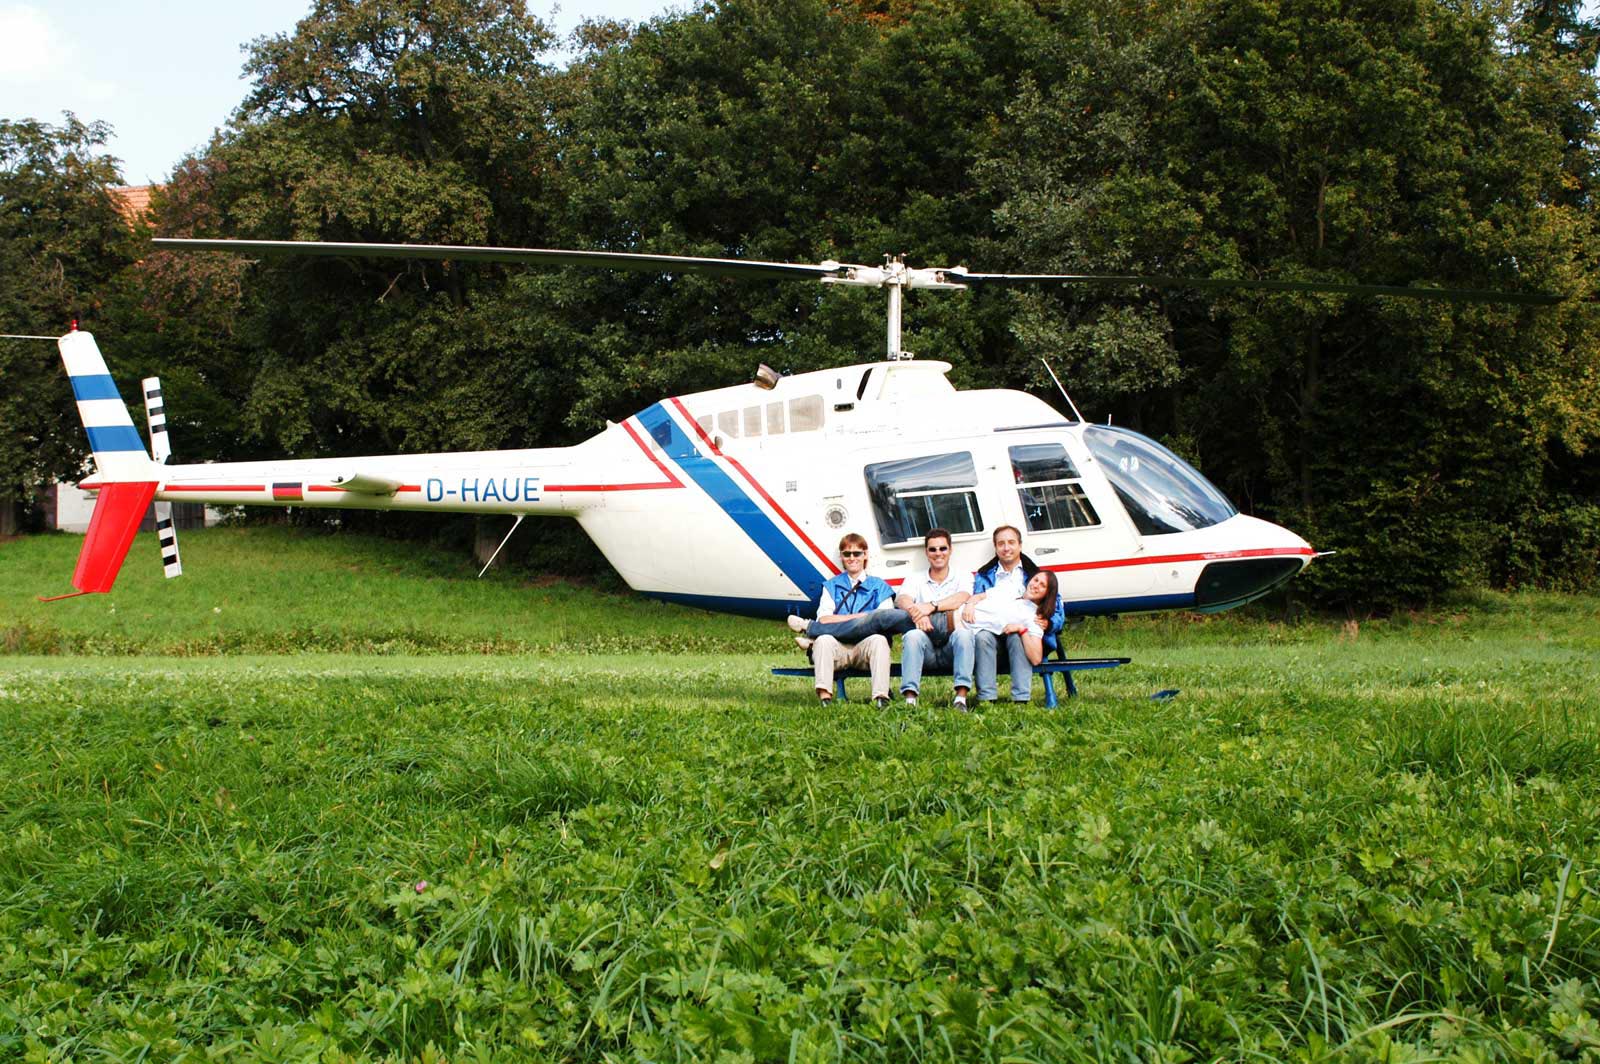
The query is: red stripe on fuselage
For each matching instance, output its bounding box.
[165,484,264,492]
[1044,545,1313,574]
[545,418,684,492]
[668,396,840,577]
[884,546,1312,589]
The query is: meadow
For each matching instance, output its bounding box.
[1,528,1597,1062]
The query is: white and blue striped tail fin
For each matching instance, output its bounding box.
[142,376,182,579]
[58,329,156,482]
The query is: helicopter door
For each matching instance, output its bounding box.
[1005,440,1150,602]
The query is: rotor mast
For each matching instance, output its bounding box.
[819,254,968,360]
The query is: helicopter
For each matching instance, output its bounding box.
[43,238,1558,617]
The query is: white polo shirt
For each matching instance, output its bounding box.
[905,568,975,605]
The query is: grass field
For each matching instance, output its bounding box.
[2,527,1598,1061]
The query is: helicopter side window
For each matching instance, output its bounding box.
[766,401,785,434]
[744,406,763,437]
[864,452,984,544]
[696,415,712,436]
[718,410,741,439]
[1009,443,1100,532]
[789,395,824,432]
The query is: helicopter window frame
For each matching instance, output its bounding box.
[1008,442,1101,533]
[863,451,985,546]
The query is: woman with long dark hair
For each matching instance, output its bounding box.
[952,569,1058,668]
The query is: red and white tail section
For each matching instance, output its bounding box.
[42,330,159,600]
[142,376,182,579]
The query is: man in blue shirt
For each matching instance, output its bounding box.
[800,532,896,707]
[966,525,1066,703]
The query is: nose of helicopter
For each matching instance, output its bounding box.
[1192,515,1315,611]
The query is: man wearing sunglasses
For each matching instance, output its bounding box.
[896,528,976,710]
[800,532,896,707]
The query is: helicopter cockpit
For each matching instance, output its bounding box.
[1080,425,1237,536]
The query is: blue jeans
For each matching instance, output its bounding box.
[901,624,975,695]
[975,630,1033,702]
[804,609,914,643]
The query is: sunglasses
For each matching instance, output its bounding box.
[840,550,866,558]
[926,545,950,552]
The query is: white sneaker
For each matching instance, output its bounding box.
[952,694,969,712]
[786,615,809,633]
[903,691,918,707]
[794,635,814,653]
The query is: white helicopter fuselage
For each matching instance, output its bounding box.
[84,346,1312,616]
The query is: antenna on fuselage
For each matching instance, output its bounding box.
[1039,358,1086,423]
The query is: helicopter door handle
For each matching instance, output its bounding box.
[1036,547,1059,555]
[885,559,908,567]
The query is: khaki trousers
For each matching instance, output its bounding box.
[812,633,891,700]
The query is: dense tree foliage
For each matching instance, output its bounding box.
[0,116,137,529]
[5,0,1597,605]
[982,0,1600,603]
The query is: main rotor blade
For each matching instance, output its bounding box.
[953,271,1562,305]
[152,238,850,283]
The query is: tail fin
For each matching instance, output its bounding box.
[40,330,159,600]
[58,329,155,482]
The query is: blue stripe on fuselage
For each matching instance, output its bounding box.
[1064,592,1197,615]
[649,590,1202,620]
[635,403,824,603]
[645,591,802,620]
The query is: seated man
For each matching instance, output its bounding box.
[798,533,895,708]
[968,525,1067,704]
[896,527,975,710]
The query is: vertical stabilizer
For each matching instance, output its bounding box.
[39,331,160,600]
[58,329,154,482]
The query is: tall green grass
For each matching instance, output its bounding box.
[1,528,1597,1061]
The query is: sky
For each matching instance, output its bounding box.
[0,0,677,185]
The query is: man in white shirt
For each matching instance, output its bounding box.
[968,524,1035,703]
[896,528,975,709]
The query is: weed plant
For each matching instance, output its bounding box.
[1,529,1597,1060]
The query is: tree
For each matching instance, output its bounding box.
[0,115,136,530]
[544,0,1061,431]
[983,0,1600,607]
[190,0,563,463]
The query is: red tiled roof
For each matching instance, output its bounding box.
[109,184,156,225]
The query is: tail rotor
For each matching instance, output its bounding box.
[142,376,182,579]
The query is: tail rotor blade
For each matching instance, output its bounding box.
[142,377,182,579]
[154,503,182,579]
[142,377,171,463]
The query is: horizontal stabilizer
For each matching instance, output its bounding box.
[329,472,403,495]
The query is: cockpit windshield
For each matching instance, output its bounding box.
[1082,425,1237,535]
